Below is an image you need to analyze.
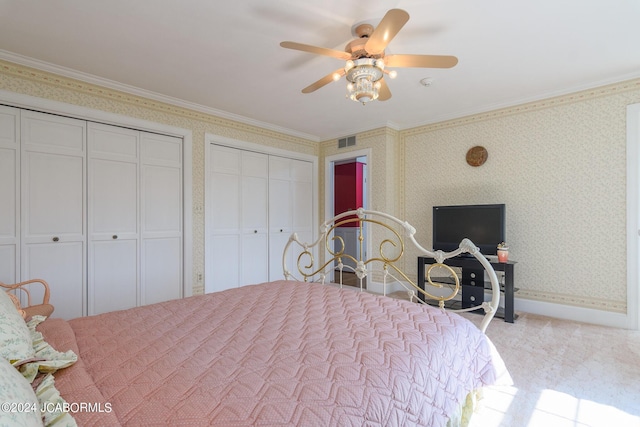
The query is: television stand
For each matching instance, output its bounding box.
[417,256,518,323]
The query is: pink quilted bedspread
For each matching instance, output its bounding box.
[38,280,509,427]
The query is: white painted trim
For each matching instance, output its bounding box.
[0,89,194,299]
[206,134,317,163]
[515,297,631,329]
[401,72,640,133]
[204,133,319,293]
[627,103,640,330]
[4,49,639,143]
[324,148,372,228]
[367,278,631,329]
[324,148,372,282]
[0,50,318,142]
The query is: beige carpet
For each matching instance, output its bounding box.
[460,312,640,427]
[332,270,366,288]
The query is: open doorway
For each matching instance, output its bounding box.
[325,149,371,288]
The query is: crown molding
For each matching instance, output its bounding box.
[4,49,639,143]
[0,49,320,142]
[403,76,640,135]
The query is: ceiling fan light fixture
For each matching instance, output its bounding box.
[348,77,378,104]
[280,9,457,103]
[345,58,385,104]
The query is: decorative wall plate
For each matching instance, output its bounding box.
[466,146,488,167]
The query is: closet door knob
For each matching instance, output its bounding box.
[254,230,257,234]
[280,229,283,232]
[52,236,59,242]
[112,235,118,239]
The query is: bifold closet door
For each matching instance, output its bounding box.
[209,145,241,291]
[0,106,19,284]
[140,132,183,306]
[208,145,268,292]
[21,110,86,319]
[88,123,139,315]
[89,125,183,312]
[290,158,314,252]
[268,157,313,281]
[240,151,269,286]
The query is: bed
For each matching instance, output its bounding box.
[1,209,511,427]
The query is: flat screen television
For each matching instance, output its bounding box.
[432,204,505,255]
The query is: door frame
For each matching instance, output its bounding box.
[627,102,640,330]
[324,148,371,283]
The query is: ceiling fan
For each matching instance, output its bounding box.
[280,9,458,104]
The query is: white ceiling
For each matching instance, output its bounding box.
[1,0,639,141]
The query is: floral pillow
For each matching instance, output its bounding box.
[0,356,42,427]
[1,291,79,426]
[19,316,78,382]
[0,289,34,364]
[35,373,77,427]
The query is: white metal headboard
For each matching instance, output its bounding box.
[283,208,501,332]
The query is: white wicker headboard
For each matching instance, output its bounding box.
[283,208,501,332]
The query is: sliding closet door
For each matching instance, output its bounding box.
[88,123,139,315]
[21,110,86,319]
[140,132,183,305]
[0,106,19,284]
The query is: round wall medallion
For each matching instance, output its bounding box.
[466,146,488,167]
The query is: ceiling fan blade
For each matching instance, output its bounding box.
[302,68,346,93]
[280,41,352,60]
[365,9,410,55]
[378,78,391,101]
[385,54,458,68]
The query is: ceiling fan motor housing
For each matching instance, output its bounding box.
[345,58,384,83]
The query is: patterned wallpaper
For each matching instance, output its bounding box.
[0,60,318,295]
[3,58,640,313]
[400,80,640,313]
[319,79,640,313]
[319,128,402,280]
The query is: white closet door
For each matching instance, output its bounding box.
[88,123,139,315]
[207,146,269,292]
[268,156,292,281]
[208,145,241,292]
[291,159,314,241]
[140,132,183,305]
[21,110,86,319]
[0,106,19,284]
[268,157,313,281]
[241,151,269,286]
[291,160,314,276]
[206,144,314,288]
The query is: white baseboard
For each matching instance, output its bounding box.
[367,281,406,295]
[368,279,635,330]
[514,297,633,329]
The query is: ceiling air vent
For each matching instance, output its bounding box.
[338,136,356,149]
